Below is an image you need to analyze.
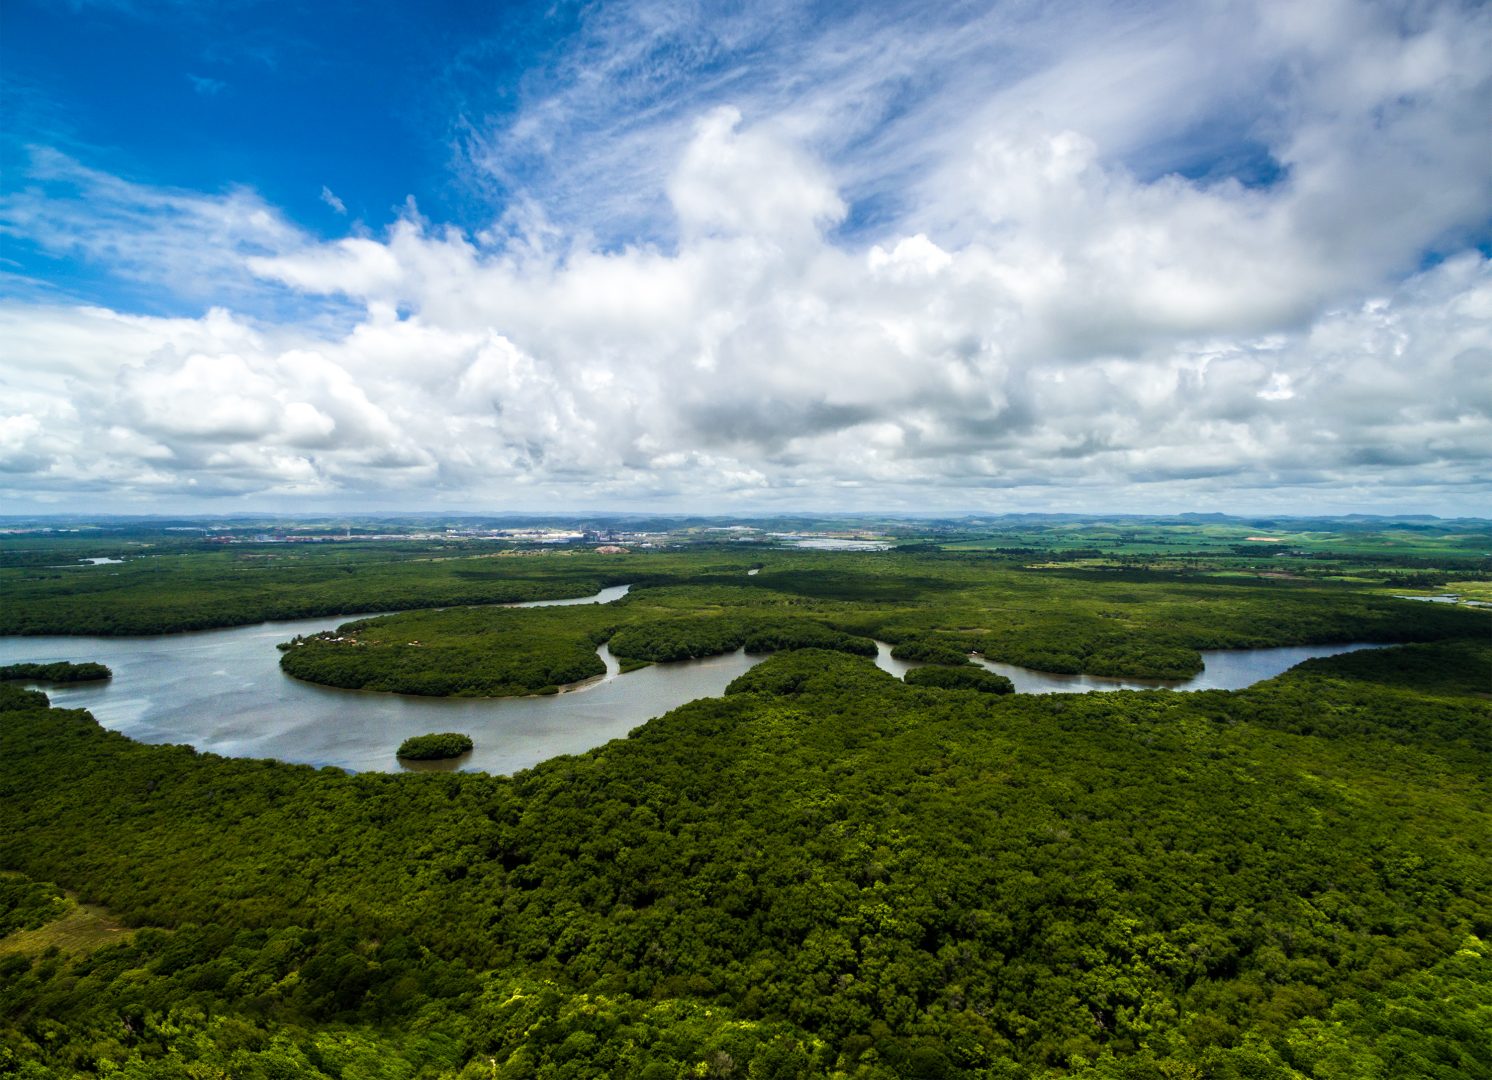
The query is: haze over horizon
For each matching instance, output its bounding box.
[3,0,1489,517]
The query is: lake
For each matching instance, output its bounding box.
[773,536,894,551]
[2,588,1384,775]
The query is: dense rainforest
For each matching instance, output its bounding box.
[2,532,1489,1077]
[396,733,476,761]
[3,635,1490,1078]
[277,558,1479,695]
[0,663,110,684]
[0,546,627,636]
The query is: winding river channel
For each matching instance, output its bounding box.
[2,584,1382,775]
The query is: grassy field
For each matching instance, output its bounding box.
[0,899,133,960]
[0,871,134,960]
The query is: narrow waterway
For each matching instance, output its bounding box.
[0,585,758,776]
[3,587,1386,775]
[872,639,1382,691]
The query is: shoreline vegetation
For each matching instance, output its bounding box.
[267,554,1480,697]
[4,515,1489,639]
[2,520,1489,1077]
[0,661,111,683]
[2,637,1489,1077]
[395,732,475,760]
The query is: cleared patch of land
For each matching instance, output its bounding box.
[0,895,132,958]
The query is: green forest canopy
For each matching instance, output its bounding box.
[0,662,111,684]
[2,634,1489,1078]
[1,535,1489,1077]
[395,733,475,760]
[273,554,1484,696]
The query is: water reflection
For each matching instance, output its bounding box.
[0,584,722,777]
[774,536,893,551]
[0,615,761,776]
[505,584,631,607]
[874,640,1382,693]
[3,587,1387,777]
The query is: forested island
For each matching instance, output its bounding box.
[396,732,476,760]
[1,517,1489,1078]
[0,662,111,684]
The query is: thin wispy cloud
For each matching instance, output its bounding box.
[0,0,1488,513]
[1,148,304,295]
[187,73,226,96]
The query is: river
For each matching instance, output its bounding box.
[2,587,1384,775]
[871,641,1381,692]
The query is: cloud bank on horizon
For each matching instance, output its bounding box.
[1,0,1489,515]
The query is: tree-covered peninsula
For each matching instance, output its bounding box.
[1,528,1489,1076]
[3,634,1490,1077]
[275,553,1480,697]
[0,662,111,684]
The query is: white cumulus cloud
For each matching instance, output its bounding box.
[1,0,1489,514]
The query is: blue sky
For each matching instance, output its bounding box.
[5,2,542,217]
[4,1,533,304]
[2,0,1490,514]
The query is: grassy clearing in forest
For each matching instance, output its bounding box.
[0,897,132,959]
